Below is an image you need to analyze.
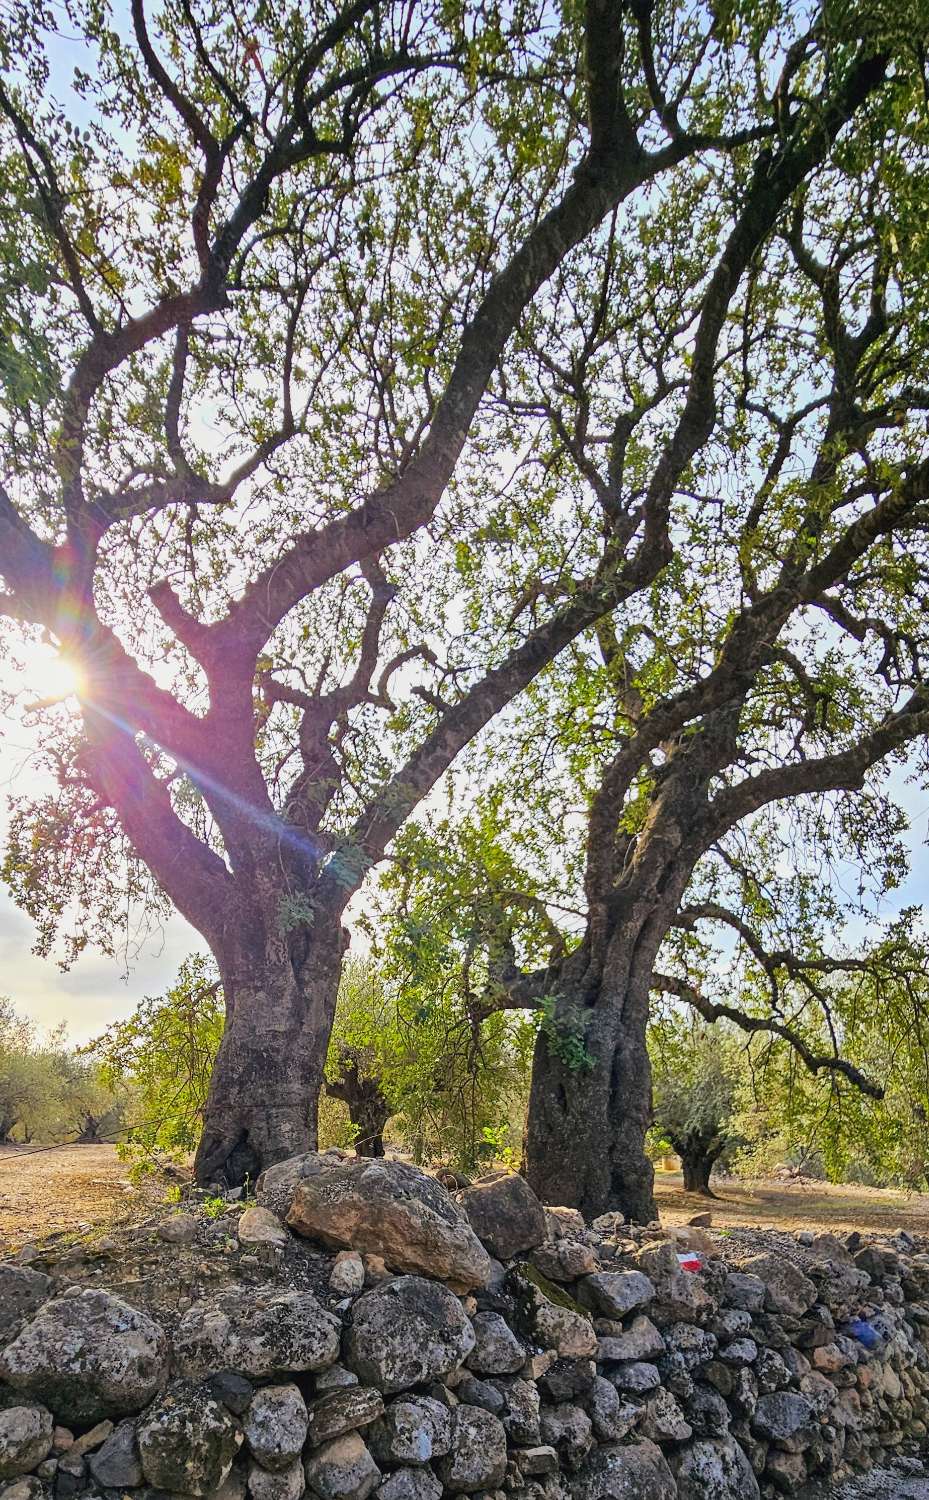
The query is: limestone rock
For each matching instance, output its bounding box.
[586,1377,639,1444]
[530,1241,599,1283]
[491,1377,540,1447]
[137,1379,242,1497]
[610,1361,660,1394]
[248,1455,305,1500]
[304,1434,380,1500]
[281,1157,490,1291]
[238,1208,290,1251]
[722,1272,766,1312]
[568,1439,677,1500]
[639,1389,692,1444]
[466,1313,524,1376]
[209,1372,256,1417]
[577,1272,655,1320]
[345,1276,475,1394]
[244,1385,308,1472]
[509,1270,596,1358]
[436,1404,507,1493]
[751,1391,815,1443]
[307,1389,384,1447]
[672,1436,761,1500]
[0,1270,51,1346]
[367,1397,451,1465]
[457,1175,547,1262]
[175,1289,340,1379]
[0,1288,168,1425]
[330,1254,365,1297]
[87,1421,144,1489]
[375,1466,441,1500]
[0,1406,53,1480]
[597,1316,665,1363]
[157,1213,200,1245]
[538,1403,593,1470]
[739,1255,816,1318]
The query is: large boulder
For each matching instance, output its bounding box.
[457,1174,547,1261]
[569,1439,677,1500]
[0,1289,168,1425]
[0,1269,51,1345]
[174,1288,340,1379]
[508,1268,597,1358]
[137,1380,242,1497]
[672,1436,761,1500]
[0,1405,53,1480]
[271,1156,491,1291]
[344,1276,475,1394]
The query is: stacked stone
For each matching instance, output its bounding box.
[1,1156,929,1500]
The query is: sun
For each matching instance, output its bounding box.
[8,641,85,708]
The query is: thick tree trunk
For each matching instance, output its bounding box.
[194,939,343,1187]
[326,1056,391,1158]
[525,968,657,1223]
[680,1149,717,1196]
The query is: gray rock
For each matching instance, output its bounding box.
[639,1388,692,1444]
[457,1175,547,1262]
[0,1406,53,1480]
[248,1455,305,1500]
[466,1313,523,1376]
[344,1277,475,1394]
[489,1378,540,1446]
[280,1157,491,1292]
[722,1273,766,1312]
[455,1379,503,1416]
[209,1372,256,1417]
[157,1213,200,1245]
[509,1274,596,1359]
[375,1467,441,1500]
[0,1270,51,1345]
[568,1439,677,1500]
[672,1436,761,1500]
[367,1398,450,1466]
[538,1404,593,1470]
[244,1385,308,1471]
[175,1289,340,1379]
[88,1421,143,1489]
[0,1289,168,1425]
[751,1391,815,1443]
[304,1434,380,1500]
[685,1384,731,1438]
[436,1405,507,1493]
[739,1255,816,1318]
[307,1389,384,1447]
[663,1323,717,1370]
[530,1242,599,1283]
[137,1379,243,1497]
[537,1358,595,1404]
[610,1362,660,1394]
[597,1316,665,1363]
[315,1367,360,1393]
[577,1272,655,1320]
[0,1477,45,1500]
[238,1208,290,1251]
[585,1377,638,1443]
[513,1446,559,1476]
[722,1338,757,1367]
[329,1255,365,1298]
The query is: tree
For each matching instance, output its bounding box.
[383,5,929,1218]
[0,0,838,1183]
[649,1017,742,1196]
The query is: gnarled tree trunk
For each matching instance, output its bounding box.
[525,921,663,1224]
[676,1138,721,1196]
[194,932,344,1187]
[326,1050,391,1158]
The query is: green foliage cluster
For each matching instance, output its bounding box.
[0,997,120,1144]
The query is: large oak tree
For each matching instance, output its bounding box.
[0,0,914,1183]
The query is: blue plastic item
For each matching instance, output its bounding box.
[843,1318,879,1349]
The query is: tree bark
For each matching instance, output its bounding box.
[326,1054,391,1158]
[193,937,343,1187]
[680,1148,717,1197]
[524,938,659,1223]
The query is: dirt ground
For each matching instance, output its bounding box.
[0,1142,163,1251]
[5,1145,929,1254]
[655,1169,929,1235]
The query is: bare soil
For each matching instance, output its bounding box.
[0,1142,163,1251]
[654,1169,929,1236]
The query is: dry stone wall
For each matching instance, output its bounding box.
[1,1152,929,1500]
